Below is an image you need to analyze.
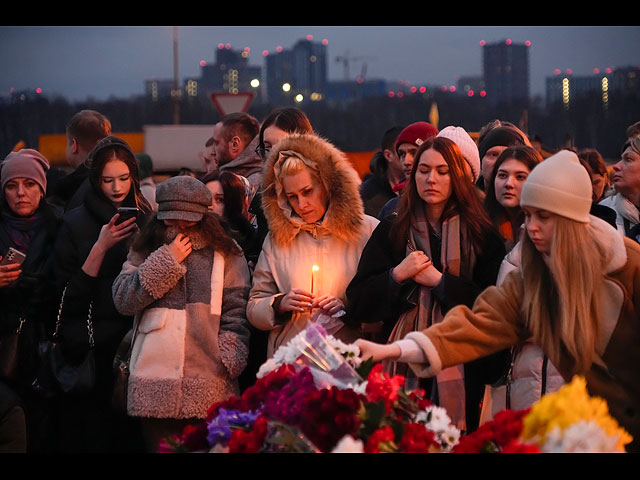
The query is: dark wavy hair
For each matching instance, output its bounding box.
[131,211,242,259]
[257,107,313,159]
[484,145,543,227]
[391,136,493,254]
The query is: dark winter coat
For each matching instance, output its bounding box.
[0,200,62,385]
[345,217,509,431]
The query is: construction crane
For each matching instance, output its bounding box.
[335,50,376,81]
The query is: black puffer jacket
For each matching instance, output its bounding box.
[52,187,148,368]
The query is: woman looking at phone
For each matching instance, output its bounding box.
[51,136,151,452]
[0,149,62,452]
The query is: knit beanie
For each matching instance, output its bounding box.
[478,126,526,160]
[156,175,212,222]
[1,149,50,193]
[436,126,481,182]
[395,122,439,154]
[520,150,592,223]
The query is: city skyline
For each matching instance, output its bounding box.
[1,26,639,102]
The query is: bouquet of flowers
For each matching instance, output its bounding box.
[454,376,632,453]
[159,324,632,453]
[159,323,460,453]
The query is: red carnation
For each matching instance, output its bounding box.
[399,423,439,453]
[228,415,269,453]
[365,364,405,413]
[365,426,396,453]
[298,386,362,452]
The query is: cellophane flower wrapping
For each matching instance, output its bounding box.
[159,324,633,453]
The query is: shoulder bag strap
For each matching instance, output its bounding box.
[53,284,94,349]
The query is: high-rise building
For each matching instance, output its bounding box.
[545,65,640,109]
[482,39,530,108]
[265,37,328,104]
[199,44,262,99]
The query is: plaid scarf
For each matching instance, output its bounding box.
[384,205,476,431]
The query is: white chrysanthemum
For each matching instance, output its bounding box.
[256,358,279,379]
[351,380,368,396]
[437,426,461,452]
[331,435,364,453]
[541,420,623,453]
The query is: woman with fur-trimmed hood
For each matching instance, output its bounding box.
[112,176,251,452]
[247,134,379,357]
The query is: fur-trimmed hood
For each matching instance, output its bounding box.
[261,134,365,247]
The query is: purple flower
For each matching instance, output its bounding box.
[206,408,260,446]
[262,367,319,426]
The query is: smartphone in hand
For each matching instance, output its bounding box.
[0,247,27,267]
[115,207,140,225]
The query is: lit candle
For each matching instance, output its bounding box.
[311,265,319,295]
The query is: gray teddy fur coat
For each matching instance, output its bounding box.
[112,227,251,419]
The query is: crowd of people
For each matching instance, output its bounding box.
[1,107,639,453]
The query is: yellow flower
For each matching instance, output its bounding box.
[521,376,632,452]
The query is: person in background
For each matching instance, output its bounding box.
[201,169,265,392]
[248,133,379,358]
[484,146,543,252]
[112,176,251,452]
[49,110,111,211]
[177,167,197,178]
[51,136,151,453]
[346,135,506,433]
[200,136,217,175]
[211,112,262,201]
[599,137,640,238]
[377,122,439,220]
[256,107,314,162]
[201,170,260,268]
[477,125,530,192]
[354,150,640,452]
[0,149,62,452]
[360,125,404,218]
[136,153,157,211]
[577,148,616,228]
[626,120,640,140]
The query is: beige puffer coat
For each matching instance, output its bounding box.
[247,134,379,357]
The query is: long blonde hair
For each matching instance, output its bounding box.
[520,215,604,373]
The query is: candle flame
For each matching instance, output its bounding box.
[312,265,319,271]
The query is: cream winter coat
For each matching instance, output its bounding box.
[247,134,379,357]
[112,228,251,419]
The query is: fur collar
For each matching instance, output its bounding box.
[164,226,209,250]
[261,134,366,247]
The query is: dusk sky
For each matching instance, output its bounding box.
[1,25,639,102]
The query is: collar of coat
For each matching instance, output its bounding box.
[503,214,628,276]
[261,134,366,247]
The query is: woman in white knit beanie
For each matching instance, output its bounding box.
[355,149,640,451]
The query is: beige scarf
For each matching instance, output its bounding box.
[384,206,476,431]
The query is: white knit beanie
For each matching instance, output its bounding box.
[520,150,592,223]
[436,126,481,182]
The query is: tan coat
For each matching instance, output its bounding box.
[404,216,640,451]
[247,134,379,357]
